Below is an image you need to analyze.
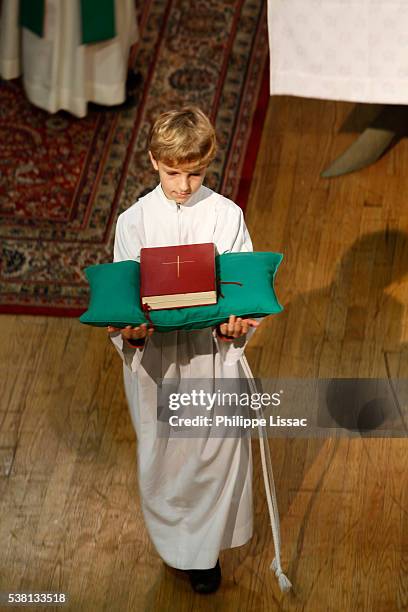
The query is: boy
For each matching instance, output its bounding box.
[108,107,259,594]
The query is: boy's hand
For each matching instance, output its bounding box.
[107,323,154,349]
[217,315,259,340]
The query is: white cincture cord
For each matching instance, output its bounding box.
[241,356,292,593]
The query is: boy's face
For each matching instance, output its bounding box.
[149,152,207,204]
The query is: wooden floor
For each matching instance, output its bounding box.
[1,96,408,611]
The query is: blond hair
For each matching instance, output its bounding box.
[149,106,217,167]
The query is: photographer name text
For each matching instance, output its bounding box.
[168,415,308,429]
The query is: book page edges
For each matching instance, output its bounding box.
[141,290,217,309]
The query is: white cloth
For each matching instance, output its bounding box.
[0,0,138,117]
[0,0,20,78]
[267,0,408,103]
[110,184,257,569]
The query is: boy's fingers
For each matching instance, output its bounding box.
[219,322,230,337]
[228,315,236,335]
[141,324,155,338]
[233,317,242,337]
[135,324,147,339]
[245,319,260,327]
[129,325,154,339]
[113,319,256,337]
[122,325,138,339]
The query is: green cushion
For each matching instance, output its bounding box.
[79,252,283,332]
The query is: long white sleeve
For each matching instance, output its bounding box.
[109,207,147,373]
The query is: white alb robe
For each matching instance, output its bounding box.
[0,0,20,79]
[109,184,257,570]
[0,0,138,117]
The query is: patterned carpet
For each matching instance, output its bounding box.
[0,0,269,316]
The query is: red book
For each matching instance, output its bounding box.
[140,243,217,310]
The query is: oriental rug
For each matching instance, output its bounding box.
[0,0,269,316]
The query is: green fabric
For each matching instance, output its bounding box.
[20,0,44,37]
[79,252,284,332]
[80,0,116,44]
[19,0,116,44]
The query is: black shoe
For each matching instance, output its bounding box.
[186,559,221,594]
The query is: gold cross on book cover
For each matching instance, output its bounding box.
[162,255,195,278]
[140,243,217,310]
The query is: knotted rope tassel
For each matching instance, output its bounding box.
[240,356,292,593]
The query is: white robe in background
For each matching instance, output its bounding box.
[268,0,408,103]
[109,184,258,570]
[0,0,138,117]
[0,0,20,78]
